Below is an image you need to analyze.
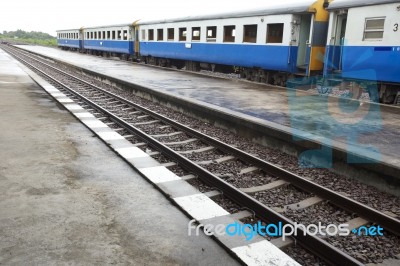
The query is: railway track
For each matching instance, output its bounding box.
[3,44,400,265]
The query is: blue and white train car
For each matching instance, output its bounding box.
[138,0,330,85]
[323,0,400,103]
[83,24,135,58]
[56,29,83,50]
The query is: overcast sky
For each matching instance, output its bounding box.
[2,0,308,36]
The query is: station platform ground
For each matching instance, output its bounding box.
[15,45,400,184]
[0,49,242,265]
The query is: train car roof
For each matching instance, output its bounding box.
[138,0,318,25]
[82,23,137,30]
[327,0,399,10]
[56,29,81,32]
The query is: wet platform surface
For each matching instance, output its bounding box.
[16,45,400,167]
[0,48,240,265]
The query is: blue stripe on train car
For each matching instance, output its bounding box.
[58,39,81,49]
[139,42,298,73]
[83,40,133,54]
[324,45,400,83]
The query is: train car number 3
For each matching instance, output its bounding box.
[394,23,399,32]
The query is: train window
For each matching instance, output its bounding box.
[243,24,257,43]
[90,32,93,39]
[148,29,154,41]
[192,27,200,41]
[206,26,217,42]
[179,28,187,41]
[223,25,236,42]
[102,31,105,39]
[363,17,385,40]
[111,31,115,40]
[117,30,122,40]
[157,29,164,41]
[167,28,174,41]
[267,23,284,43]
[123,30,128,40]
[141,30,146,40]
[107,31,111,39]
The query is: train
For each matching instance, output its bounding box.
[56,0,400,104]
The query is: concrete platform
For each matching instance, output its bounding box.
[14,45,400,193]
[0,49,243,265]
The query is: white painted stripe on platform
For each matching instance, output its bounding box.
[64,104,84,111]
[43,86,58,92]
[74,112,94,118]
[231,240,300,266]
[97,131,124,140]
[82,119,108,128]
[139,166,181,184]
[173,194,229,220]
[115,147,150,159]
[50,92,67,98]
[57,98,74,103]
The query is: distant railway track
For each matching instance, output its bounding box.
[3,44,400,265]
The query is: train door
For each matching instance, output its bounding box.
[129,27,134,55]
[330,12,347,72]
[134,25,140,59]
[79,28,84,52]
[296,14,312,76]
